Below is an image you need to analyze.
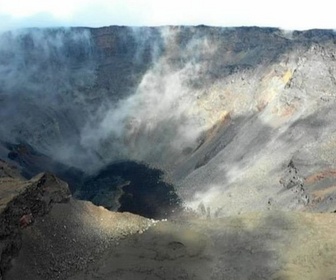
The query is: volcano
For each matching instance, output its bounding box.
[2,26,336,279]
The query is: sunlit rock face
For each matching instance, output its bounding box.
[2,26,336,216]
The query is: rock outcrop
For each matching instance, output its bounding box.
[0,167,71,278]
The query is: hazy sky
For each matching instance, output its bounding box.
[0,0,335,31]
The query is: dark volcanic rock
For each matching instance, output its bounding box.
[76,161,182,219]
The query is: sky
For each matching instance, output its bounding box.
[0,0,335,31]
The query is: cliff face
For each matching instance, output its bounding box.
[1,26,336,215]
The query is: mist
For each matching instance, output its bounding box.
[78,27,232,171]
